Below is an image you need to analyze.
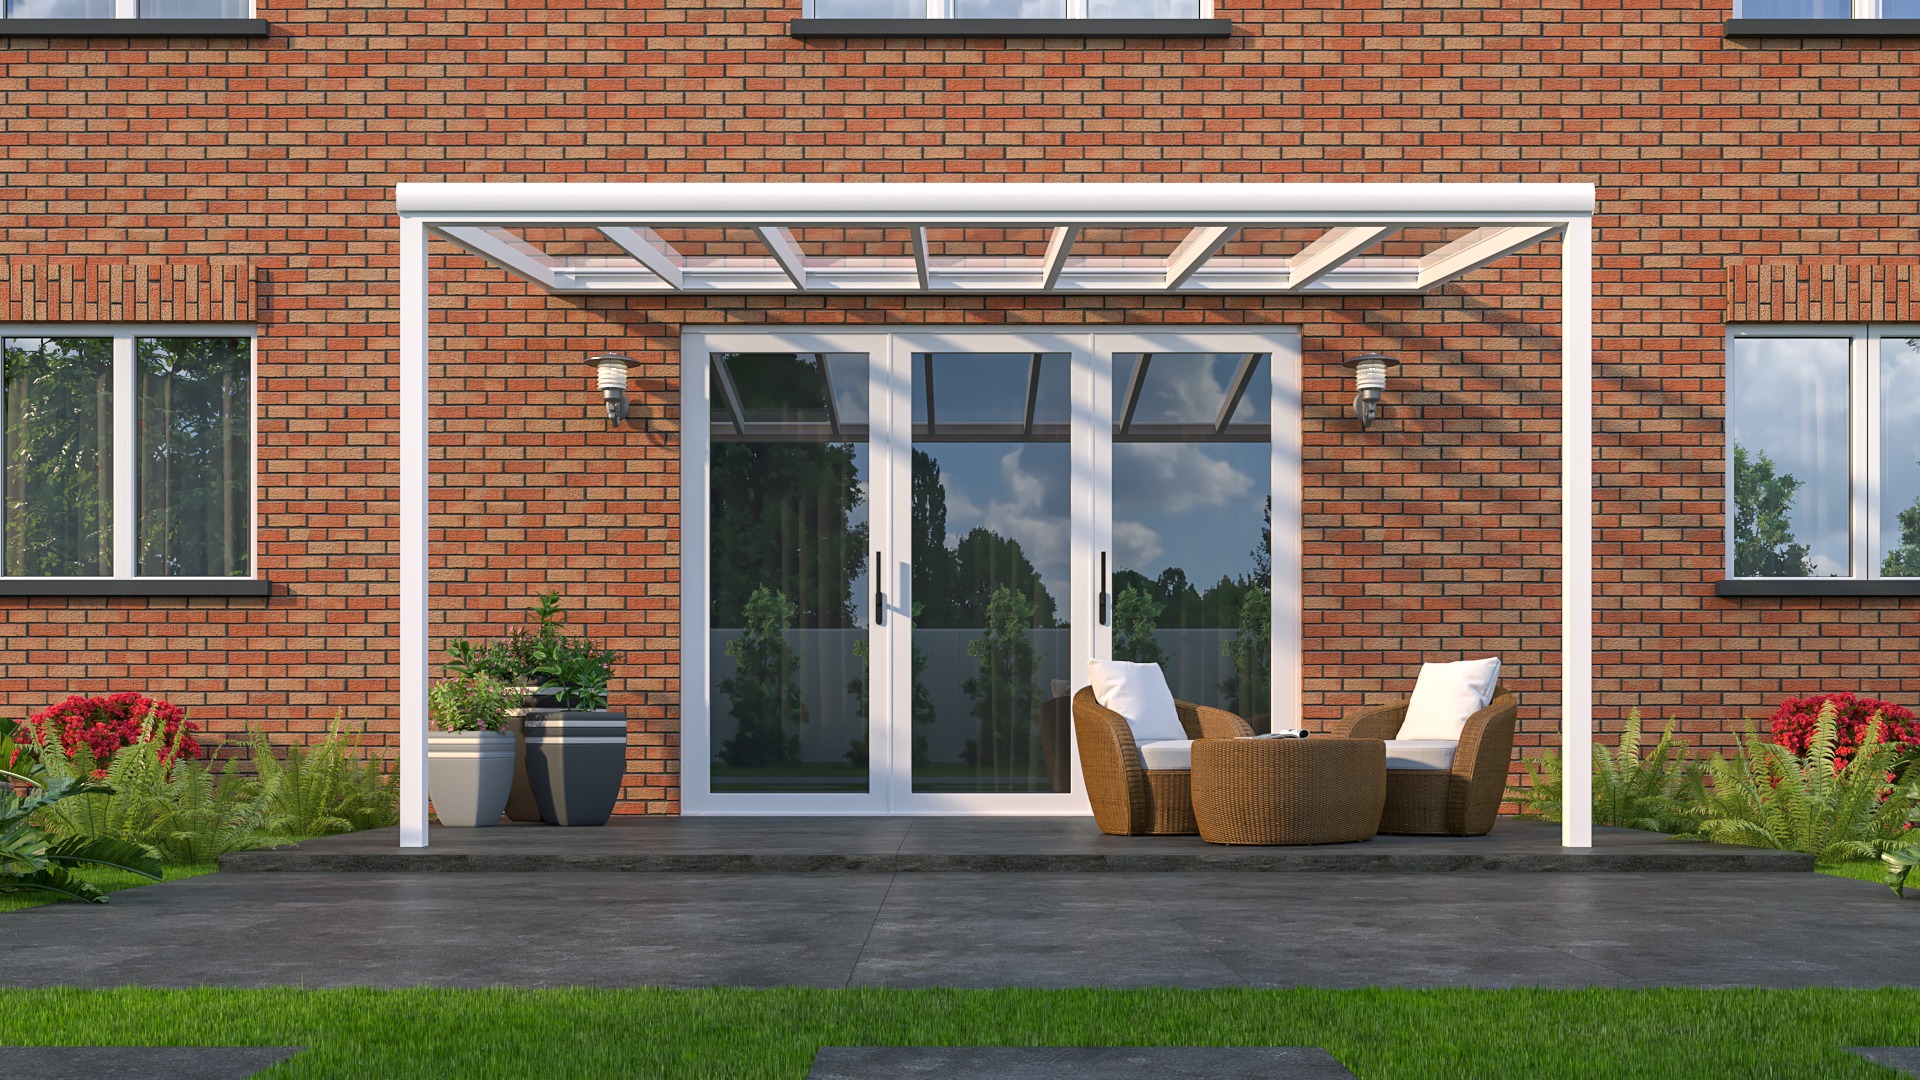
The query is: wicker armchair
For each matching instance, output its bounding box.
[1072,686,1254,836]
[1329,687,1518,836]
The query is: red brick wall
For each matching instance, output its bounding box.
[4,2,1919,812]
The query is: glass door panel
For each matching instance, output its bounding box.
[707,349,872,794]
[1110,350,1274,726]
[909,350,1074,794]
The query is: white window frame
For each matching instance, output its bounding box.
[1724,323,1920,580]
[0,0,255,20]
[1734,0,1889,17]
[0,324,258,582]
[803,0,1211,20]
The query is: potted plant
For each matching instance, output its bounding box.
[446,637,543,822]
[426,672,525,827]
[518,596,628,826]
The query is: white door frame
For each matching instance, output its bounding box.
[682,325,1304,816]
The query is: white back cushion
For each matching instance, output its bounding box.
[1088,658,1187,745]
[1396,657,1501,741]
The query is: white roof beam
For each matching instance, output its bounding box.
[755,226,809,289]
[598,227,684,289]
[437,227,565,291]
[1416,224,1564,290]
[1040,226,1079,289]
[1285,225,1398,291]
[1164,226,1240,290]
[910,227,931,290]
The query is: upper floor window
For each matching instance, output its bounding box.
[1734,0,1920,16]
[1727,327,1920,580]
[805,0,1204,17]
[2,328,254,580]
[1,0,248,17]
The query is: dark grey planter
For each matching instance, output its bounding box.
[502,710,543,823]
[523,709,628,826]
[426,730,516,827]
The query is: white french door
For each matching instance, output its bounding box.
[682,328,1300,815]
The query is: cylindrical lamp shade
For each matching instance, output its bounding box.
[592,353,638,391]
[1345,353,1398,392]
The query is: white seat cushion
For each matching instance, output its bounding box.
[1396,657,1501,741]
[1088,658,1187,745]
[1384,739,1458,772]
[1137,739,1193,772]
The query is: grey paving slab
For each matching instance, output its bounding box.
[0,1047,303,1079]
[3,869,1914,990]
[806,1047,1356,1079]
[218,816,1815,874]
[1852,1048,1920,1077]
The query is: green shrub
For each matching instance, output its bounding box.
[251,714,397,839]
[1,773,162,904]
[1688,703,1910,863]
[1508,708,1702,832]
[428,672,524,733]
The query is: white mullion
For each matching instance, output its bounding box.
[1271,335,1303,733]
[1852,331,1872,579]
[876,333,903,810]
[1856,0,1880,20]
[1065,0,1087,19]
[1858,330,1873,576]
[112,335,136,578]
[116,0,138,18]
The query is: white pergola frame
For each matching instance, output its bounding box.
[395,181,1596,848]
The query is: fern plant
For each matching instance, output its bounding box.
[1688,702,1909,862]
[1,773,161,904]
[1508,708,1702,832]
[252,714,398,839]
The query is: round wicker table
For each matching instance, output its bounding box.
[1189,737,1387,845]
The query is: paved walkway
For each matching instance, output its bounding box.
[3,869,1914,990]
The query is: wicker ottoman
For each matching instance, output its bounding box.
[1189,737,1387,845]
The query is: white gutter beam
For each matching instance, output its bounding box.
[1040,226,1079,290]
[1416,225,1563,291]
[755,226,809,289]
[1164,226,1240,290]
[1285,225,1398,291]
[599,227,685,289]
[438,227,566,291]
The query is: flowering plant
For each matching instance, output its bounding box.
[1768,692,1918,772]
[17,693,201,776]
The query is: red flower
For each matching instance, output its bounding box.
[1767,692,1919,773]
[16,693,201,769]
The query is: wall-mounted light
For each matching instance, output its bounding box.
[588,353,642,426]
[1340,353,1401,431]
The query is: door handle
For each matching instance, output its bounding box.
[874,551,886,626]
[1098,551,1109,626]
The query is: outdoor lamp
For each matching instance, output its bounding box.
[588,353,642,426]
[1341,352,1401,431]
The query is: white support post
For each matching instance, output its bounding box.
[399,215,431,849]
[1560,216,1593,849]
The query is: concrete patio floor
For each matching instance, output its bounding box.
[3,868,1913,990]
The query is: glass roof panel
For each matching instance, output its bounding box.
[1115,352,1270,429]
[718,353,833,425]
[913,352,1068,428]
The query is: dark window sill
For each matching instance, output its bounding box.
[1715,579,1920,598]
[1724,18,1920,37]
[789,17,1231,37]
[0,578,270,597]
[0,17,268,36]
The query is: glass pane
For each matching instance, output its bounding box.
[5,0,113,15]
[3,338,114,577]
[1115,352,1269,430]
[710,351,871,794]
[914,352,1067,430]
[951,0,1065,16]
[912,352,1071,795]
[719,353,835,425]
[1735,0,1850,14]
[1088,0,1199,15]
[811,0,919,15]
[1113,353,1271,725]
[1881,338,1920,577]
[136,337,251,577]
[1729,338,1850,577]
[1885,0,1920,13]
[139,0,249,15]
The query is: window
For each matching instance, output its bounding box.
[1,0,248,18]
[1726,327,1920,580]
[803,0,1205,19]
[2,328,254,580]
[1733,0,1920,17]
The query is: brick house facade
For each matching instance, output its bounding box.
[2,3,1916,815]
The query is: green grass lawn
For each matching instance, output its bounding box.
[0,864,215,914]
[1819,859,1906,890]
[2,987,1918,1078]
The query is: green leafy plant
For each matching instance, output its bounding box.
[0,772,161,904]
[428,673,524,734]
[961,585,1042,774]
[251,713,398,839]
[1689,703,1910,862]
[449,593,621,710]
[1110,584,1166,666]
[719,586,807,769]
[1593,709,1706,833]
[1220,587,1271,718]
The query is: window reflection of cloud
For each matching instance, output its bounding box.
[1881,340,1920,571]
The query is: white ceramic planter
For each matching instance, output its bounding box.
[427,729,517,827]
